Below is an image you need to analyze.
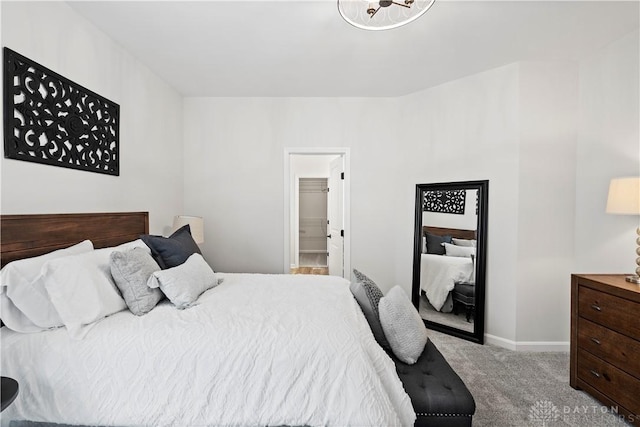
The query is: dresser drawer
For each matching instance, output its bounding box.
[578,318,640,380]
[578,286,640,340]
[577,349,640,415]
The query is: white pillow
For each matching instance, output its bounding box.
[452,238,476,247]
[0,240,94,332]
[443,242,476,258]
[0,296,45,333]
[42,239,149,339]
[379,286,428,365]
[147,253,217,309]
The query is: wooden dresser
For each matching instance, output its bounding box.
[570,274,640,426]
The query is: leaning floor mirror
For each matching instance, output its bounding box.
[411,180,488,344]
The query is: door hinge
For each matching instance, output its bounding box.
[341,229,344,237]
[327,220,330,224]
[341,172,344,180]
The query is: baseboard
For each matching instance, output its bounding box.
[485,334,569,352]
[299,250,327,254]
[485,334,517,350]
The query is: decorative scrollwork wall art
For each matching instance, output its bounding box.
[3,48,119,175]
[423,190,466,215]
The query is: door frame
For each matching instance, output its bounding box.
[284,147,351,278]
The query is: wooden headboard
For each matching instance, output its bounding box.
[423,225,476,240]
[1,212,149,267]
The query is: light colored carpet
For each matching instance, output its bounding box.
[427,329,632,426]
[419,293,474,333]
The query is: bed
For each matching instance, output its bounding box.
[420,226,476,312]
[0,212,415,427]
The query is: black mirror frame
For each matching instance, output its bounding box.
[411,180,489,344]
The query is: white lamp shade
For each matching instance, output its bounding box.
[173,215,204,244]
[606,177,640,215]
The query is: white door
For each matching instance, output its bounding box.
[327,156,344,277]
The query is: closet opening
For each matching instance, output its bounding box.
[284,148,350,279]
[298,177,329,272]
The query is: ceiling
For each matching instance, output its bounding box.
[67,0,640,97]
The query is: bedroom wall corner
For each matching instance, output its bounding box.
[574,29,640,275]
[515,61,579,345]
[0,1,184,235]
[397,63,521,345]
[182,65,524,346]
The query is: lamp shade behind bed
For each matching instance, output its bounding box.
[173,215,204,244]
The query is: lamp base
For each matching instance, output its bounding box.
[625,275,640,284]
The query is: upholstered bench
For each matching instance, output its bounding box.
[391,339,475,427]
[452,282,475,322]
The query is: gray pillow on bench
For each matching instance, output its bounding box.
[379,285,428,364]
[350,269,390,350]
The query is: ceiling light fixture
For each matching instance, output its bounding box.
[338,0,436,31]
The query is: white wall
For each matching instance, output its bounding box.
[291,155,335,177]
[0,2,183,234]
[575,30,640,274]
[183,65,522,343]
[515,61,578,347]
[184,39,638,349]
[398,65,521,345]
[183,97,398,276]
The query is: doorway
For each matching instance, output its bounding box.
[284,148,350,279]
[297,177,329,274]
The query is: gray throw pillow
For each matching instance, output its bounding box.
[350,269,390,349]
[379,286,428,365]
[147,253,218,309]
[140,224,201,269]
[425,233,452,255]
[110,247,163,316]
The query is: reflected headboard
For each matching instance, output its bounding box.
[1,212,149,267]
[423,225,476,241]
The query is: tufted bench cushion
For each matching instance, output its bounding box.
[392,339,475,427]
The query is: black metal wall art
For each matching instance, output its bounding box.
[423,189,466,215]
[3,48,119,175]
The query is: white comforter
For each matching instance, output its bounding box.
[1,273,415,427]
[420,254,474,312]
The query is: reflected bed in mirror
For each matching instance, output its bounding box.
[411,181,488,344]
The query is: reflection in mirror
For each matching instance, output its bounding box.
[411,181,488,344]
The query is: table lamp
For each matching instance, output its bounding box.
[606,177,640,283]
[173,215,204,244]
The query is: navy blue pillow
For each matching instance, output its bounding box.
[425,233,452,255]
[140,225,201,269]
